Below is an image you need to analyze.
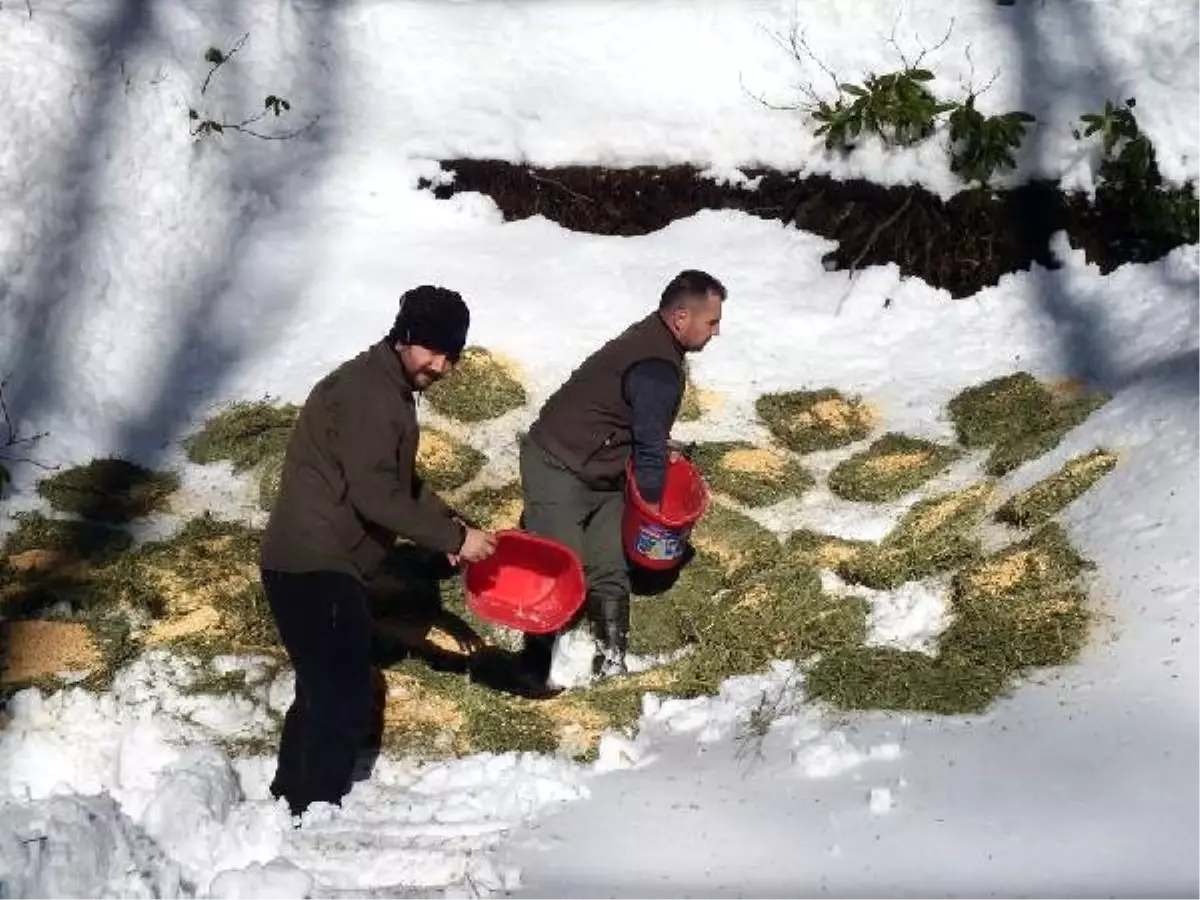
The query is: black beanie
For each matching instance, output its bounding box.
[388,285,470,360]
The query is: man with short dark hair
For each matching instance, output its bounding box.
[260,285,497,818]
[518,270,726,686]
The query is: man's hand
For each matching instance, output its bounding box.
[458,527,498,563]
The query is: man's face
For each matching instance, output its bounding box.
[398,343,454,390]
[671,291,723,352]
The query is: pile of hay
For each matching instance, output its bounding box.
[995,450,1119,527]
[183,400,299,511]
[687,501,781,584]
[415,428,487,493]
[692,441,813,507]
[454,481,524,531]
[424,346,527,422]
[36,458,179,523]
[783,529,871,571]
[828,433,961,502]
[947,373,1109,476]
[808,524,1092,714]
[838,482,995,589]
[756,388,876,454]
[671,561,867,697]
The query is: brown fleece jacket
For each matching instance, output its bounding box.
[260,340,465,582]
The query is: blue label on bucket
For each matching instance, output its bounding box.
[635,523,684,562]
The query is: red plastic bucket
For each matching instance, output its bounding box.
[463,530,586,634]
[622,456,710,571]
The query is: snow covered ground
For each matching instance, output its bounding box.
[1,0,1196,896]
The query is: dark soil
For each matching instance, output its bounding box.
[420,160,1194,298]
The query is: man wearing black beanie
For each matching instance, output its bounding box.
[260,285,497,820]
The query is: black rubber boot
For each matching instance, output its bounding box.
[516,632,556,687]
[590,593,630,677]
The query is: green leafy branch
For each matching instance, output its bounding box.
[188,33,319,142]
[1075,97,1198,245]
[812,68,956,150]
[1074,98,1155,187]
[948,94,1035,188]
[765,17,957,152]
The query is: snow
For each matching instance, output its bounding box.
[0,652,590,896]
[1,0,1197,896]
[820,572,955,655]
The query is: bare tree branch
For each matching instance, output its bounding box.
[201,32,249,96]
[884,15,956,70]
[771,22,843,106]
[961,43,1000,99]
[738,71,805,112]
[0,375,57,475]
[528,171,595,205]
[192,113,320,142]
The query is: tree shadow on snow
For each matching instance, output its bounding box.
[1,0,344,689]
[996,0,1197,395]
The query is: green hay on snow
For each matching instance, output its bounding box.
[36,458,179,524]
[995,449,1118,527]
[837,482,994,589]
[828,433,962,502]
[691,441,814,507]
[183,400,298,472]
[424,346,527,422]
[755,388,875,454]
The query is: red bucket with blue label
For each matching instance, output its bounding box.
[621,455,709,571]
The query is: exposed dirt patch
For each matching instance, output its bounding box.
[421,161,1194,298]
[2,620,102,684]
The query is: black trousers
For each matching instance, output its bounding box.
[262,568,374,817]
